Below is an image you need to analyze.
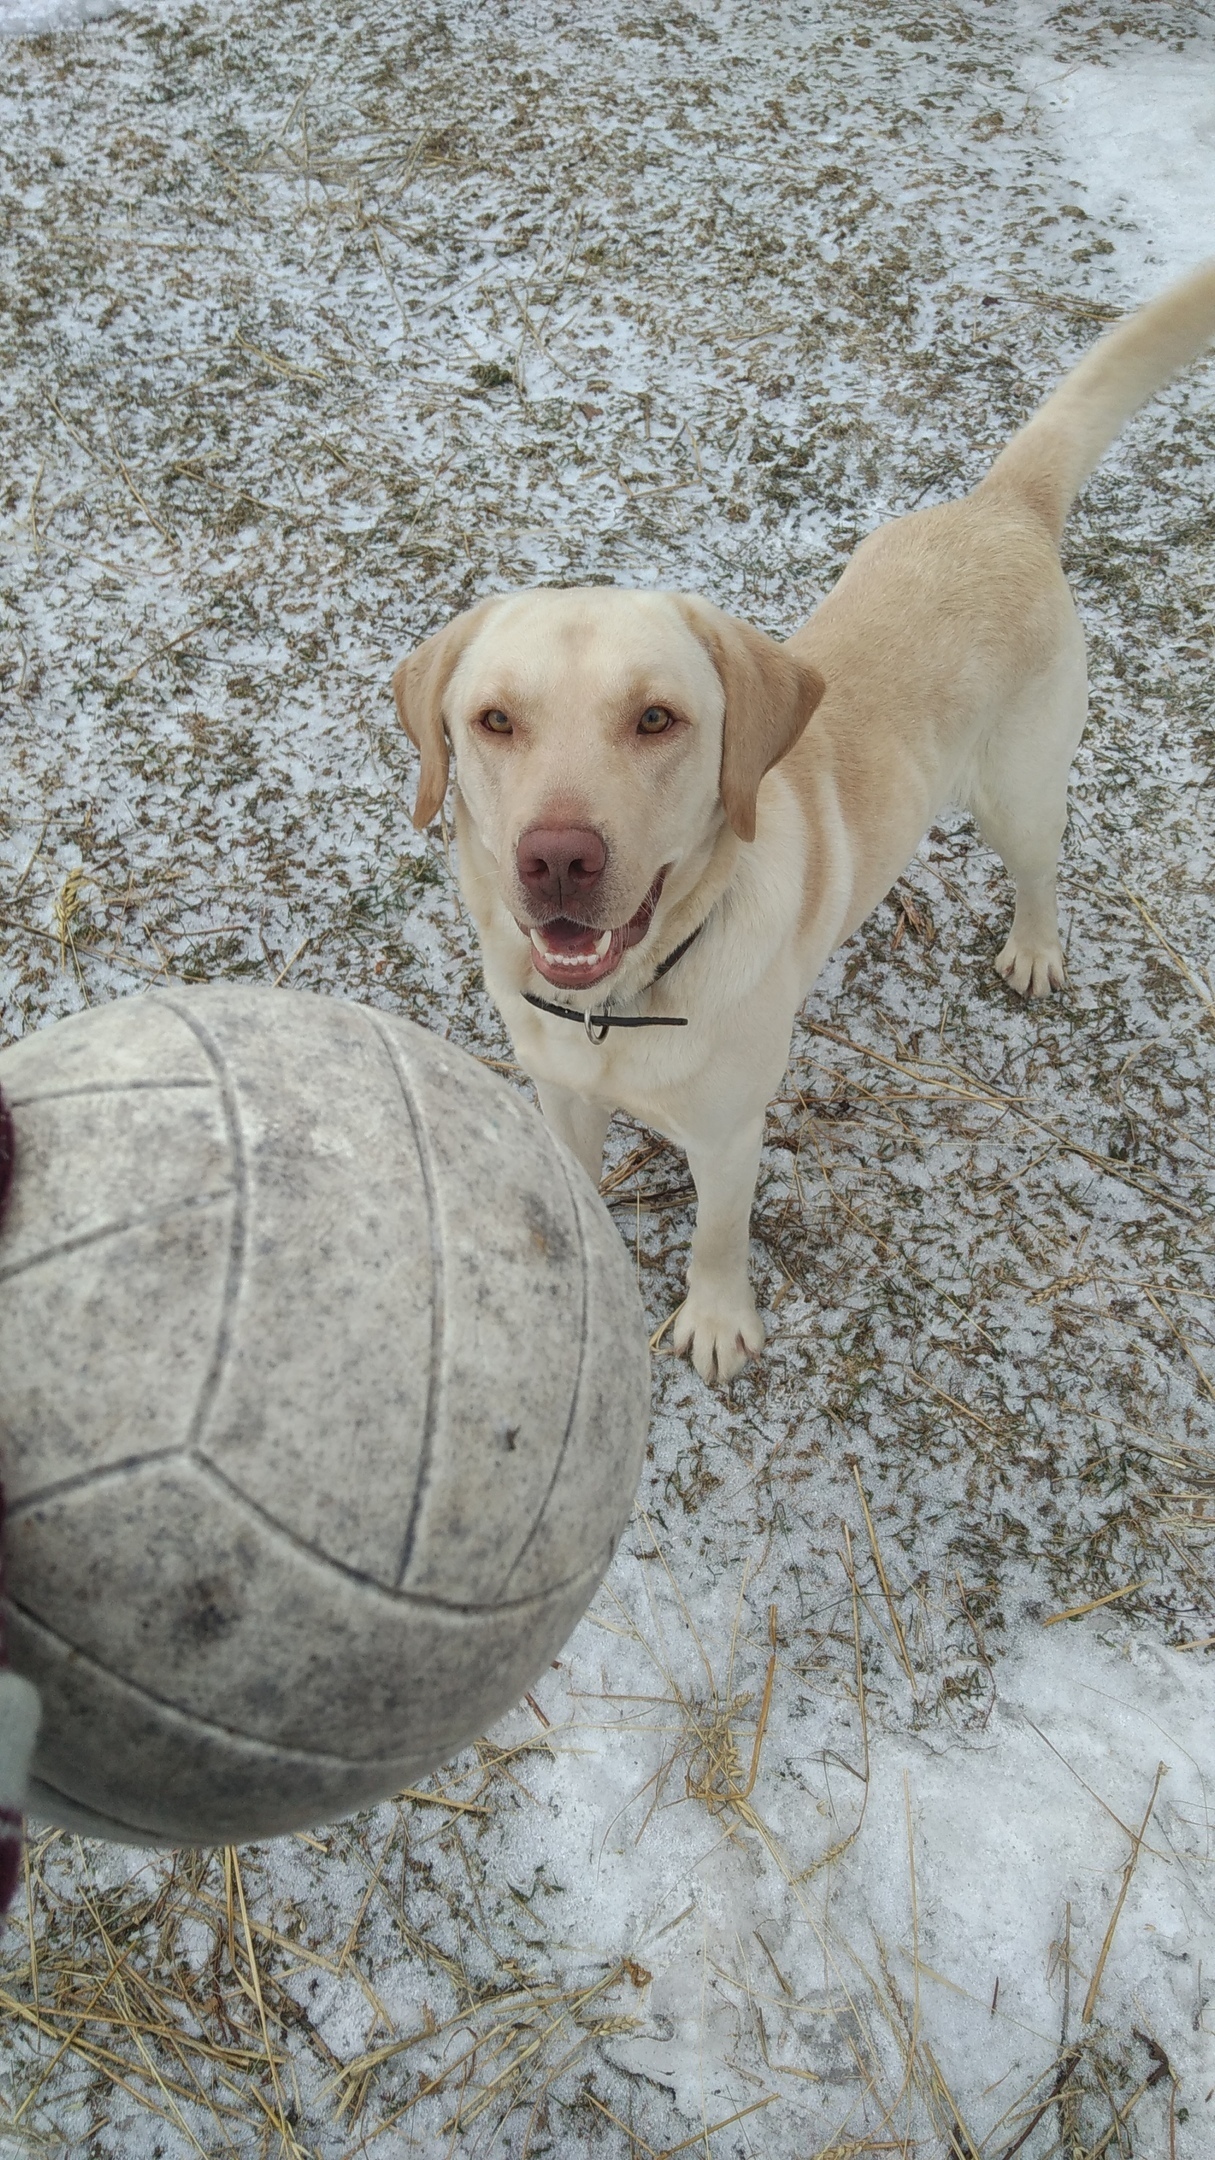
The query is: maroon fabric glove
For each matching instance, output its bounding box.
[0,1083,40,1916]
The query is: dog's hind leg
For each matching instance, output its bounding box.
[962,606,1088,997]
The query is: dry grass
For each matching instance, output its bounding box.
[558,1514,1194,2159]
[1,1603,1189,2159]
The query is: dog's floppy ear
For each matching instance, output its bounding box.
[675,596,825,843]
[392,601,496,830]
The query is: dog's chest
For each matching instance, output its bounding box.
[512,1003,694,1115]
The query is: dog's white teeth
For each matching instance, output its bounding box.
[529,925,612,968]
[533,945,582,969]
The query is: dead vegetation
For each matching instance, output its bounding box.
[0,1586,1195,2157]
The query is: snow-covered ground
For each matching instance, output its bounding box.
[0,0,118,34]
[1,0,1214,2153]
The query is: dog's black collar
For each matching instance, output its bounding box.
[521,919,706,1045]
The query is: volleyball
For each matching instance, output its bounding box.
[0,986,649,1846]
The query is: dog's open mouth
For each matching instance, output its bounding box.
[524,873,665,991]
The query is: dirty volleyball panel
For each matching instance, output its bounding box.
[0,985,650,1846]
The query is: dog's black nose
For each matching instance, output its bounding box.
[516,826,607,908]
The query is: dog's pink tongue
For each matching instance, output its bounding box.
[526,876,667,993]
[539,922,600,956]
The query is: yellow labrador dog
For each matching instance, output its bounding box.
[394,263,1215,1384]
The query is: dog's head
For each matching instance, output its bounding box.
[392,588,824,995]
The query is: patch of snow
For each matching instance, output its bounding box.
[0,0,127,35]
[523,1614,1215,2140]
[1023,22,1215,285]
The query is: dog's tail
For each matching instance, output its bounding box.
[977,259,1215,539]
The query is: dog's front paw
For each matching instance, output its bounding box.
[672,1284,765,1385]
[995,933,1066,998]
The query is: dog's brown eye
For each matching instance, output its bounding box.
[481,708,513,735]
[638,706,674,735]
